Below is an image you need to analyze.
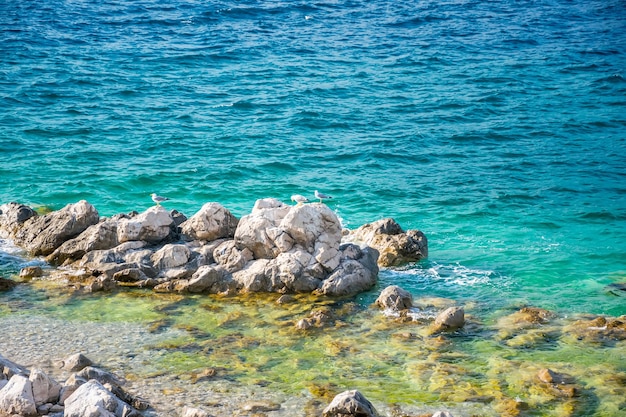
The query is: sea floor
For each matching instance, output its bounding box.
[1,278,625,417]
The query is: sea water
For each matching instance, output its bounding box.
[1,0,625,415]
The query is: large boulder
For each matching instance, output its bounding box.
[322,390,380,417]
[213,240,254,273]
[231,202,379,296]
[151,244,191,270]
[375,285,413,311]
[117,206,174,244]
[280,203,342,271]
[317,246,379,296]
[47,218,120,265]
[232,259,272,292]
[12,200,100,256]
[180,202,238,241]
[266,250,321,293]
[350,218,427,267]
[0,374,37,416]
[0,202,36,238]
[64,380,137,417]
[234,198,291,259]
[432,306,465,332]
[29,368,61,406]
[175,265,234,294]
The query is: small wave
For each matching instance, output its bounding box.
[593,74,626,84]
[0,239,41,274]
[387,14,448,28]
[579,211,618,221]
[502,38,539,46]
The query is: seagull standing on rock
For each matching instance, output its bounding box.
[291,194,309,205]
[314,190,332,203]
[151,193,170,206]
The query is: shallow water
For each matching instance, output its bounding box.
[2,281,625,416]
[1,0,626,415]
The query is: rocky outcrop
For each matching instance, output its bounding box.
[323,390,380,417]
[349,218,427,267]
[0,198,430,298]
[230,202,379,296]
[11,200,100,256]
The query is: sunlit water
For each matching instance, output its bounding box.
[1,0,625,415]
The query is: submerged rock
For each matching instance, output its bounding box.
[0,277,17,292]
[432,306,465,333]
[563,314,626,344]
[180,406,211,417]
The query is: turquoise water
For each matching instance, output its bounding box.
[1,0,626,316]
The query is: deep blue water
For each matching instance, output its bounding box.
[1,0,625,315]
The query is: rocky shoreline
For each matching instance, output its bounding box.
[0,198,432,417]
[2,199,625,417]
[0,199,427,297]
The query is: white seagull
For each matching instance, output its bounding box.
[314,190,332,203]
[291,194,309,205]
[151,193,170,206]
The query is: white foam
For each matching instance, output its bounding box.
[390,261,500,288]
[406,307,438,321]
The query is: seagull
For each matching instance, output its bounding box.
[291,194,309,205]
[314,190,332,203]
[151,193,170,206]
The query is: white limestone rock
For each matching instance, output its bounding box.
[64,380,135,417]
[117,206,174,244]
[0,374,37,416]
[322,389,380,417]
[180,202,238,241]
[151,243,191,270]
[29,368,61,406]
